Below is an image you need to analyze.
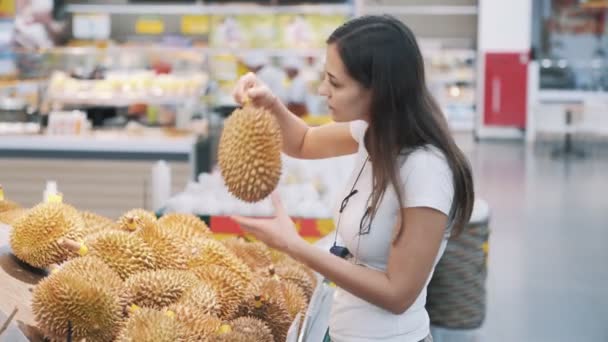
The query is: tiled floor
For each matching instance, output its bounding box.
[456,136,608,342]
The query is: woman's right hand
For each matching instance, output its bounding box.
[232,72,278,109]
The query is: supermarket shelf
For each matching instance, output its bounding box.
[537,90,607,104]
[363,5,477,16]
[0,133,195,155]
[65,3,353,16]
[20,46,327,58]
[47,94,199,107]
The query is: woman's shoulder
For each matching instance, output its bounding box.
[400,145,451,175]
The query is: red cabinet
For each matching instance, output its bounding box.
[483,52,529,128]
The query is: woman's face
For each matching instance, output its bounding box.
[318,44,372,123]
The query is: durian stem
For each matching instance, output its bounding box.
[0,307,18,336]
[57,238,80,251]
[47,263,60,274]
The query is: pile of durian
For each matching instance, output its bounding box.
[8,199,317,342]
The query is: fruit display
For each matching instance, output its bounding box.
[7,198,318,341]
[218,105,283,203]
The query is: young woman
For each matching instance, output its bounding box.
[232,15,474,342]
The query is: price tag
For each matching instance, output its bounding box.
[136,16,164,35]
[181,15,209,35]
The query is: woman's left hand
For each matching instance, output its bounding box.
[231,192,304,253]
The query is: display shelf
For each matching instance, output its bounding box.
[362,5,477,16]
[0,131,196,155]
[65,3,353,16]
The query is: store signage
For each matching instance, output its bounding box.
[135,16,164,35]
[181,15,209,35]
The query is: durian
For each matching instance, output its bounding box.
[116,208,157,232]
[32,256,125,342]
[176,282,220,316]
[125,270,199,310]
[281,281,308,320]
[222,237,273,271]
[255,266,307,319]
[167,304,222,341]
[241,277,292,342]
[228,316,274,342]
[158,213,211,240]
[135,223,188,269]
[275,263,317,300]
[188,238,253,284]
[192,265,246,320]
[0,208,28,225]
[10,202,85,268]
[116,308,188,342]
[218,106,282,202]
[61,230,156,280]
[81,211,115,235]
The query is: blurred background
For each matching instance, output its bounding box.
[0,0,606,341]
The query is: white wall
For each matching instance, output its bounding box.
[478,0,532,52]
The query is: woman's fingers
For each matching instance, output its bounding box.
[231,215,268,232]
[270,192,287,217]
[233,72,258,105]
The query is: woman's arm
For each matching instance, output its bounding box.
[233,73,358,159]
[233,194,447,314]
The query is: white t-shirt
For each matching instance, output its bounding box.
[329,120,454,342]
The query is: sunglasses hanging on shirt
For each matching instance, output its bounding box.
[330,155,373,259]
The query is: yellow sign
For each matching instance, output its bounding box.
[135,17,164,35]
[0,0,15,17]
[181,15,209,35]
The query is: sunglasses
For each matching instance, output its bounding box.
[330,156,375,260]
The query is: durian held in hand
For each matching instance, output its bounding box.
[218,100,282,203]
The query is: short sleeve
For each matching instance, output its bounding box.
[349,120,368,144]
[399,148,454,216]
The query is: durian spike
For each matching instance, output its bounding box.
[167,304,222,342]
[222,238,273,271]
[229,316,274,342]
[116,307,188,342]
[124,270,199,310]
[275,262,317,300]
[157,213,212,240]
[187,238,253,284]
[281,281,308,320]
[176,283,220,316]
[191,265,246,320]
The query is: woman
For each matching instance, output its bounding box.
[232,15,474,342]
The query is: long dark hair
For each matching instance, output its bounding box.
[327,15,474,239]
